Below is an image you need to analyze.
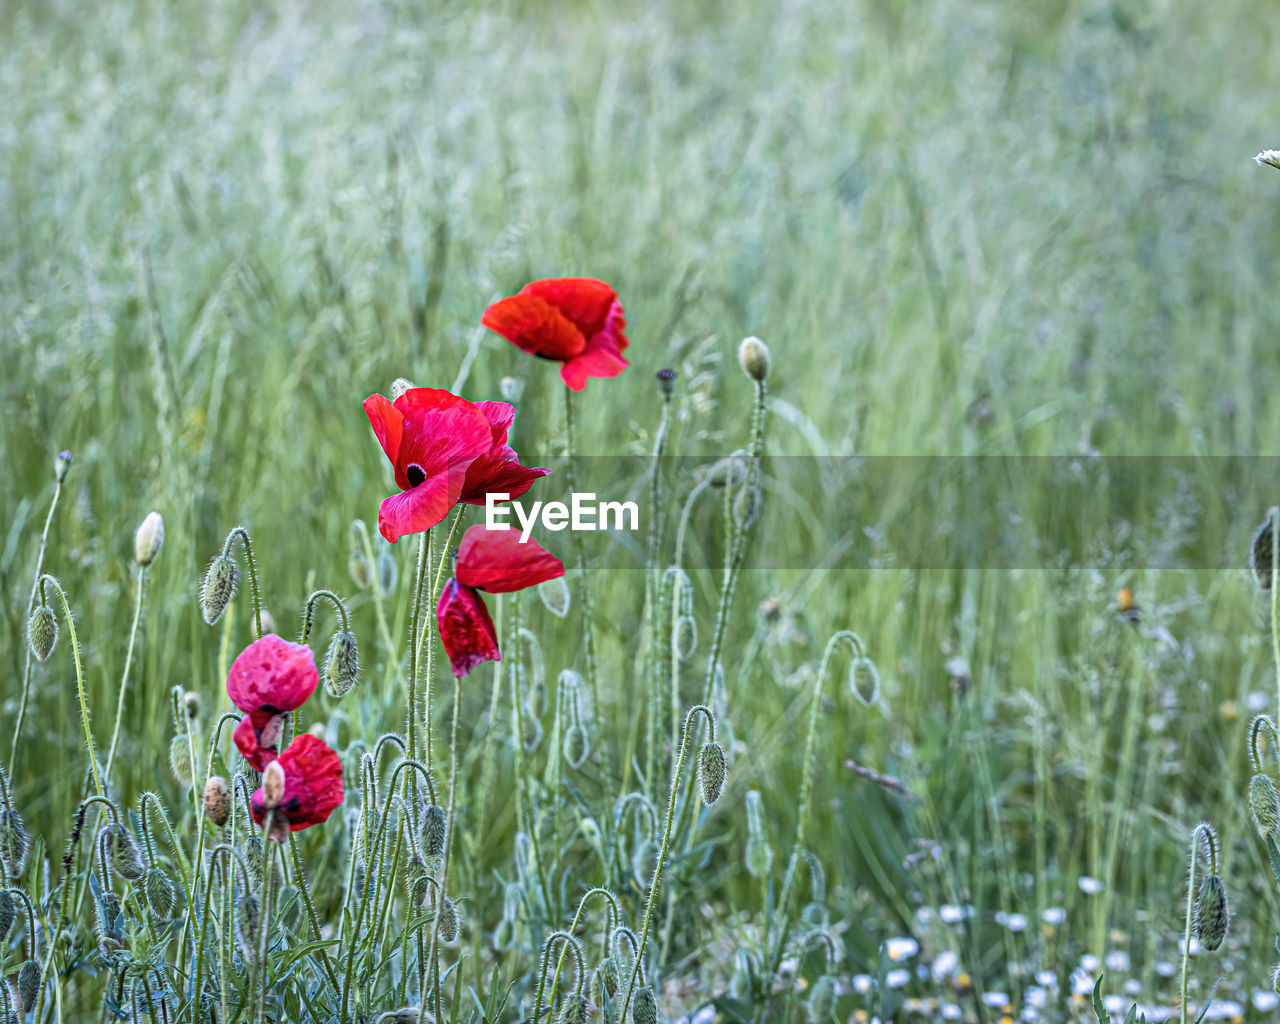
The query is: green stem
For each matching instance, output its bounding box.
[105,565,148,779]
[254,815,278,1024]
[534,931,585,1024]
[1270,506,1280,711]
[300,588,351,643]
[222,525,265,639]
[1179,823,1218,1024]
[562,388,601,735]
[407,531,431,765]
[38,575,101,797]
[424,505,467,767]
[423,672,464,1024]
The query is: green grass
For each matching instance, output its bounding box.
[5,0,1280,1020]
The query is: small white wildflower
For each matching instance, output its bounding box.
[1155,960,1177,977]
[1006,913,1028,932]
[853,974,873,994]
[1042,907,1065,925]
[939,904,964,924]
[932,951,959,978]
[1080,954,1101,972]
[1251,691,1270,712]
[1078,876,1104,895]
[1026,986,1047,1009]
[1105,950,1130,972]
[1104,995,1125,1014]
[1123,979,1142,996]
[941,1005,962,1020]
[1252,990,1280,1011]
[982,992,1010,1008]
[885,969,910,989]
[1035,971,1056,987]
[1255,150,1280,170]
[885,937,919,961]
[1021,1009,1038,1022]
[1071,969,1095,996]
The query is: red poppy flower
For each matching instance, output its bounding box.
[482,277,629,391]
[250,734,344,838]
[458,400,550,505]
[436,526,565,677]
[226,634,319,769]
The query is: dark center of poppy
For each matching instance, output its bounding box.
[406,463,427,488]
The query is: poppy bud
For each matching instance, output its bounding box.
[242,836,264,888]
[1251,774,1280,838]
[134,511,165,567]
[737,336,771,382]
[377,551,398,597]
[200,555,240,625]
[438,896,460,944]
[262,761,285,810]
[406,854,428,906]
[631,986,658,1024]
[258,608,277,636]
[556,993,589,1024]
[1193,874,1230,952]
[349,550,372,590]
[746,836,773,878]
[733,483,760,532]
[390,377,414,401]
[203,777,231,827]
[1253,512,1279,589]
[563,723,589,768]
[16,959,40,1012]
[673,616,697,662]
[539,576,571,618]
[421,804,447,861]
[236,893,261,960]
[105,824,146,881]
[592,957,621,1007]
[527,679,548,720]
[145,865,177,918]
[848,657,881,707]
[500,376,524,402]
[26,605,57,662]
[375,1010,426,1024]
[656,368,677,399]
[0,891,12,940]
[807,976,836,1023]
[55,450,73,483]
[632,839,658,887]
[169,735,193,786]
[699,741,727,806]
[183,691,201,718]
[323,630,360,698]
[0,809,31,877]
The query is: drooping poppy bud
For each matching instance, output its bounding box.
[26,605,57,662]
[201,555,240,624]
[631,986,658,1024]
[699,742,727,806]
[1193,874,1230,952]
[322,630,360,698]
[105,824,145,881]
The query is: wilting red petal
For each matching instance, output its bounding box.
[362,393,404,468]
[250,734,344,834]
[436,579,500,678]
[226,634,318,715]
[377,471,461,543]
[455,524,565,593]
[520,277,618,338]
[234,709,287,771]
[474,400,516,452]
[560,299,630,390]
[482,294,586,361]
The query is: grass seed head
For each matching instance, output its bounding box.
[1251,773,1280,838]
[200,555,240,625]
[1193,874,1230,952]
[631,986,658,1024]
[0,809,31,878]
[323,630,361,698]
[737,336,771,382]
[699,741,727,806]
[26,605,57,662]
[168,736,193,786]
[556,993,589,1024]
[202,777,230,826]
[133,511,164,567]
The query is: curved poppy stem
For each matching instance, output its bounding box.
[1179,822,1219,1024]
[423,671,464,1024]
[534,931,586,1024]
[562,388,601,740]
[549,887,620,1006]
[253,811,278,1024]
[300,588,351,643]
[37,575,101,798]
[221,525,264,639]
[1251,714,1280,774]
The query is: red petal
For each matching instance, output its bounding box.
[473,400,516,452]
[234,709,287,771]
[559,299,629,391]
[482,294,586,361]
[455,524,565,593]
[377,475,459,543]
[520,278,618,338]
[391,388,494,492]
[459,456,550,506]
[251,734,344,834]
[226,634,318,714]
[363,393,404,469]
[436,580,501,678]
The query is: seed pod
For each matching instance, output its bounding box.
[145,866,177,918]
[539,576,571,618]
[0,809,32,878]
[236,893,261,960]
[26,605,57,662]
[564,725,590,769]
[0,890,13,941]
[673,616,697,662]
[169,735,193,786]
[737,336,771,382]
[406,854,428,907]
[746,837,773,879]
[848,657,881,707]
[323,630,360,698]
[632,839,658,887]
[105,825,146,881]
[807,976,836,1023]
[1251,774,1280,838]
[1193,874,1230,952]
[16,959,40,1012]
[437,896,460,944]
[699,742,727,806]
[655,367,677,399]
[134,511,165,567]
[631,986,658,1024]
[421,804,447,860]
[556,992,589,1024]
[200,555,240,625]
[202,777,230,827]
[377,551,398,597]
[1253,512,1279,589]
[262,761,285,809]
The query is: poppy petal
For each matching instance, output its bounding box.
[234,710,287,771]
[377,473,460,543]
[362,393,404,468]
[459,456,551,506]
[250,734,344,834]
[392,388,494,492]
[455,524,565,593]
[226,634,318,715]
[482,294,587,361]
[436,580,501,678]
[520,277,618,338]
[473,400,516,451]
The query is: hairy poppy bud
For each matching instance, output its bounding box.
[0,809,31,878]
[0,891,13,940]
[93,888,123,952]
[26,605,57,662]
[674,616,697,662]
[258,608,276,636]
[242,835,264,888]
[631,986,658,1024]
[848,657,881,707]
[105,824,145,881]
[376,1010,425,1024]
[564,724,590,769]
[421,804,447,861]
[1253,512,1279,589]
[390,377,414,401]
[323,631,360,698]
[738,336,771,383]
[145,866,177,918]
[1252,774,1280,838]
[201,555,240,625]
[592,957,621,1008]
[527,679,548,720]
[500,376,524,402]
[632,839,658,887]
[349,550,372,590]
[807,976,836,1023]
[236,893,261,960]
[169,735,193,786]
[377,551,398,597]
[55,450,73,483]
[262,761,285,810]
[656,367,677,399]
[699,742,727,806]
[539,576,571,618]
[203,777,231,826]
[134,511,164,567]
[556,993,589,1024]
[17,959,40,1012]
[406,854,428,906]
[1193,874,1230,952]
[438,896,460,944]
[183,691,201,718]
